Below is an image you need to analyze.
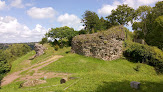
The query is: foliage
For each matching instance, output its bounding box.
[106,4,135,25]
[54,44,59,51]
[132,1,163,49]
[0,50,10,74]
[81,11,110,33]
[145,15,163,50]
[0,44,31,86]
[82,10,101,33]
[78,29,87,35]
[40,37,48,45]
[46,26,78,47]
[124,41,163,73]
[7,44,31,58]
[0,44,31,74]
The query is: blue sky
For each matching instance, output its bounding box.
[0,0,162,43]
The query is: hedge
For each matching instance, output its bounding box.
[123,41,163,73]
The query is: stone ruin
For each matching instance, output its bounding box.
[34,43,46,58]
[71,26,126,61]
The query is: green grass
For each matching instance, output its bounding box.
[9,51,35,74]
[1,45,163,92]
[30,44,55,64]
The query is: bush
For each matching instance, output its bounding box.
[54,44,59,51]
[123,41,163,73]
[40,37,48,45]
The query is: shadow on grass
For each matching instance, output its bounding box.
[95,80,163,92]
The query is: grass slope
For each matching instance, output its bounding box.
[1,45,163,92]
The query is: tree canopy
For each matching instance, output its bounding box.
[46,26,78,47]
[106,4,135,25]
[132,1,163,49]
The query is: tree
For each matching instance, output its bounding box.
[99,17,108,30]
[46,26,78,47]
[133,6,152,36]
[6,44,31,58]
[146,16,163,49]
[0,50,10,74]
[82,10,101,33]
[78,29,87,35]
[106,4,135,25]
[132,1,163,49]
[40,37,48,45]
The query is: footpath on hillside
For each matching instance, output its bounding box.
[1,55,70,86]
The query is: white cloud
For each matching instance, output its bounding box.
[0,0,6,10]
[0,16,48,43]
[10,0,24,8]
[98,1,121,16]
[137,0,161,5]
[27,7,57,19]
[123,0,135,8]
[57,13,84,30]
[123,0,162,8]
[98,0,161,16]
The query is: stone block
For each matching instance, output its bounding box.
[130,81,141,89]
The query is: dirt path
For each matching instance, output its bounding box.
[1,55,68,86]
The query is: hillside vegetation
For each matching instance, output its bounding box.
[0,44,163,92]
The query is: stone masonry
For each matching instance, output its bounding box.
[71,26,126,61]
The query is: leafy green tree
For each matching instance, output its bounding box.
[78,29,87,35]
[99,17,108,30]
[7,44,31,58]
[0,50,10,74]
[132,1,163,49]
[40,37,48,45]
[146,16,163,49]
[0,44,31,85]
[82,10,101,33]
[46,26,78,47]
[133,6,152,36]
[106,4,135,25]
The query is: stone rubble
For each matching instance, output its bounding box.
[71,26,126,61]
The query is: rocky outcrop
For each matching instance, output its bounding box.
[71,26,126,61]
[20,79,46,87]
[34,43,46,57]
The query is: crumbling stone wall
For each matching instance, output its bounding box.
[71,26,126,61]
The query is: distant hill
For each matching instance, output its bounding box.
[0,42,38,50]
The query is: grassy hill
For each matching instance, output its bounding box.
[0,44,163,92]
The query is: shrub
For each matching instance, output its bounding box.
[54,44,59,51]
[123,41,163,73]
[40,37,48,45]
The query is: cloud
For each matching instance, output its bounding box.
[57,13,84,30]
[137,0,161,5]
[123,0,162,8]
[27,7,57,19]
[25,3,33,7]
[98,0,161,16]
[0,0,6,10]
[10,0,24,8]
[0,16,48,43]
[98,1,121,16]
